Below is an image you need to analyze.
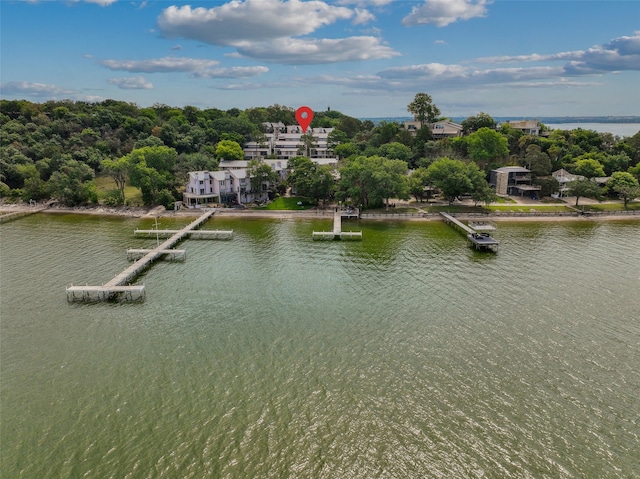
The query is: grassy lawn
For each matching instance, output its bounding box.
[425,205,489,214]
[94,174,143,206]
[256,197,315,210]
[581,201,640,211]
[486,204,574,213]
[366,207,422,214]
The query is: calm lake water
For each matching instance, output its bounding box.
[546,123,640,137]
[1,214,639,478]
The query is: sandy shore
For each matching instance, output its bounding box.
[1,202,638,223]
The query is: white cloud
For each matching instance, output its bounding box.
[474,32,640,75]
[79,0,118,5]
[157,0,354,45]
[353,8,375,25]
[193,66,269,78]
[377,62,570,89]
[337,0,394,6]
[402,0,490,27]
[108,76,153,89]
[476,51,583,64]
[156,0,389,65]
[101,57,220,73]
[234,36,399,64]
[379,62,468,79]
[0,81,76,97]
[290,61,597,95]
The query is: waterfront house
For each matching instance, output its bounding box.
[552,169,584,197]
[183,170,242,207]
[183,166,280,207]
[403,119,463,138]
[183,171,218,208]
[490,166,541,197]
[504,120,541,136]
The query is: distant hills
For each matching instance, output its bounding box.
[362,116,640,124]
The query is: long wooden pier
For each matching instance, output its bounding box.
[440,212,499,251]
[313,209,362,240]
[0,205,48,224]
[66,209,227,302]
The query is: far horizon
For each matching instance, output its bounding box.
[1,1,639,118]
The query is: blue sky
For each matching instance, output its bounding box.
[1,0,639,118]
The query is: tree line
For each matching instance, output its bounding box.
[1,96,639,209]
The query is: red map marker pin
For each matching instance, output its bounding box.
[295,106,314,133]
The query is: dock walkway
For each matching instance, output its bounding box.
[0,205,48,224]
[440,212,499,251]
[313,209,362,240]
[66,209,221,301]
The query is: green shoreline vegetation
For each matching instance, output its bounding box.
[1,96,639,214]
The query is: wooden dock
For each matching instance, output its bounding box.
[66,209,225,302]
[440,212,499,251]
[313,209,362,240]
[0,205,48,224]
[468,220,496,231]
[134,229,233,239]
[126,249,186,261]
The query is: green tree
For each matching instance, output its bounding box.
[607,171,640,208]
[298,132,316,158]
[467,127,509,168]
[425,158,473,205]
[337,116,361,138]
[327,129,348,149]
[407,167,430,202]
[127,146,177,205]
[247,159,278,202]
[175,152,218,180]
[287,156,316,196]
[524,144,551,176]
[567,178,602,207]
[461,112,496,135]
[215,139,244,162]
[466,162,495,206]
[371,121,400,146]
[336,155,407,209]
[334,142,358,160]
[378,142,412,162]
[102,156,129,204]
[287,157,334,204]
[407,93,440,129]
[374,158,409,208]
[48,159,97,206]
[535,176,560,198]
[573,158,605,178]
[600,153,630,176]
[16,163,47,201]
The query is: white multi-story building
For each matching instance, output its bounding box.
[183,169,266,207]
[244,124,338,162]
[183,156,297,207]
[185,123,340,207]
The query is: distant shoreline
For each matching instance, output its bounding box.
[2,203,638,223]
[363,116,640,124]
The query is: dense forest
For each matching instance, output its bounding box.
[1,98,639,209]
